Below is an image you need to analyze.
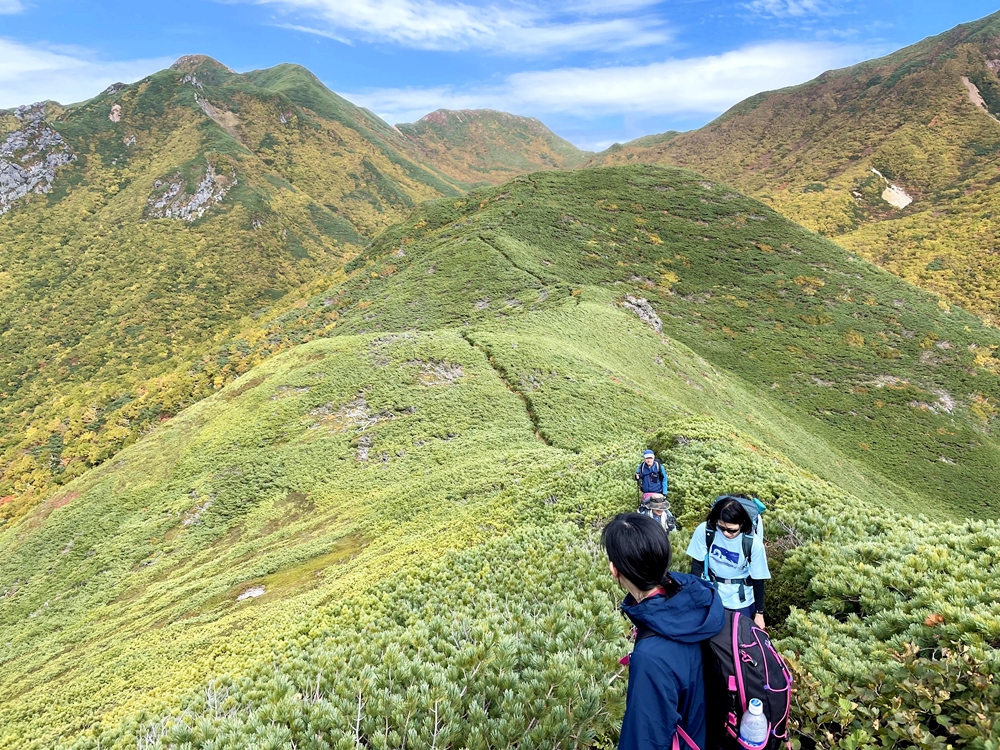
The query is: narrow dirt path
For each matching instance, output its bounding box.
[460,331,556,448]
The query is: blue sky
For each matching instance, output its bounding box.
[1,0,997,150]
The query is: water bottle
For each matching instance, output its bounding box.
[739,698,768,748]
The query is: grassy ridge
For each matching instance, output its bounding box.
[0,295,793,746]
[3,166,1000,748]
[591,11,1000,325]
[261,166,1000,517]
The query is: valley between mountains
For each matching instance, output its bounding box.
[3,15,1000,750]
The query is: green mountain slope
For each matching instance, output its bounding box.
[397,109,592,185]
[259,166,1000,518]
[0,57,598,520]
[2,166,999,749]
[591,11,1000,325]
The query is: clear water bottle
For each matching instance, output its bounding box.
[739,698,768,748]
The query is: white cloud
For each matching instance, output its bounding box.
[745,0,840,18]
[253,0,671,53]
[343,40,882,123]
[0,39,173,108]
[562,0,665,14]
[0,0,25,14]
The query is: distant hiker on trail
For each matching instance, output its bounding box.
[602,512,724,750]
[635,449,667,501]
[686,495,771,629]
[637,495,677,533]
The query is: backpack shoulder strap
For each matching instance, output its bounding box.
[742,532,753,566]
[635,623,657,643]
[672,724,701,750]
[703,525,715,581]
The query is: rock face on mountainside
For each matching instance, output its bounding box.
[0,55,592,519]
[592,10,1000,324]
[397,108,591,185]
[0,103,75,214]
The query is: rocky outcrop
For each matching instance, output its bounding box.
[0,104,75,215]
[196,96,241,139]
[870,167,913,209]
[961,75,1000,122]
[622,295,663,333]
[146,161,236,222]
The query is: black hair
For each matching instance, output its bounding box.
[601,512,682,596]
[706,495,752,534]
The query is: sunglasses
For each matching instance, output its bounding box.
[716,524,742,535]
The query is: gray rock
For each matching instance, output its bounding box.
[0,103,75,215]
[622,295,663,333]
[145,161,237,222]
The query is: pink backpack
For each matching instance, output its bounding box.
[702,611,793,749]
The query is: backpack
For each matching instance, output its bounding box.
[703,496,766,580]
[636,461,668,494]
[702,611,792,750]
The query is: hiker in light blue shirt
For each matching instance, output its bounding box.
[686,495,770,629]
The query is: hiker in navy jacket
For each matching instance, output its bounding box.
[635,449,667,500]
[603,512,724,750]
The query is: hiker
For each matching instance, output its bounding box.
[637,495,676,533]
[686,495,770,629]
[634,449,667,501]
[602,512,724,750]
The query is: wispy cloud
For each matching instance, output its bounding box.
[0,0,25,13]
[252,0,671,54]
[343,40,882,124]
[0,39,173,108]
[745,0,842,18]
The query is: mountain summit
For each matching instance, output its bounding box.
[169,54,236,75]
[397,108,591,185]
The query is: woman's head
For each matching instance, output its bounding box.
[707,495,753,536]
[601,512,674,594]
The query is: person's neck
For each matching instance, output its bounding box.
[634,585,663,603]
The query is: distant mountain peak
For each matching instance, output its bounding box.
[170,55,235,75]
[397,108,590,185]
[418,108,533,124]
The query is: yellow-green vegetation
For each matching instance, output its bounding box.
[271,166,1000,518]
[592,11,1000,325]
[2,55,590,518]
[2,166,1000,749]
[396,109,591,186]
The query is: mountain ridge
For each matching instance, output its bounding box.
[0,55,591,520]
[396,107,591,186]
[589,9,1000,325]
[2,165,998,748]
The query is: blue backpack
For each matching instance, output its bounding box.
[635,460,668,494]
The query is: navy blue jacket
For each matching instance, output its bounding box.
[635,461,667,495]
[619,573,724,750]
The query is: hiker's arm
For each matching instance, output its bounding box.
[752,578,765,628]
[619,653,679,750]
[690,559,704,578]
